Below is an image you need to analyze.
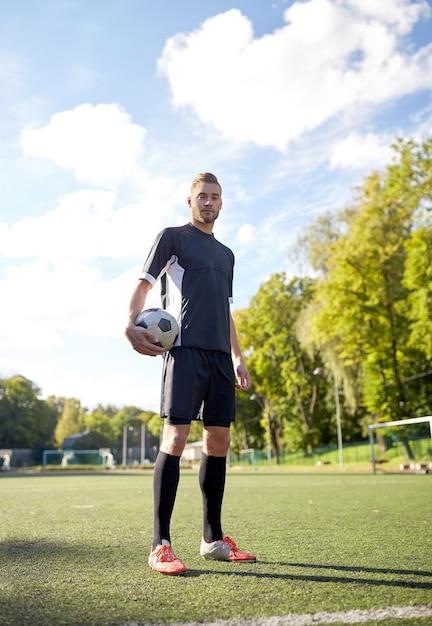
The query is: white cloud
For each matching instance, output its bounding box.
[345,0,427,32]
[0,254,165,410]
[329,131,395,171]
[42,368,163,413]
[237,224,256,244]
[1,190,114,259]
[158,0,432,151]
[20,103,146,187]
[0,177,184,262]
[0,349,163,412]
[0,183,184,351]
[0,259,139,349]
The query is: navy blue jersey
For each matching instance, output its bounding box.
[139,223,234,353]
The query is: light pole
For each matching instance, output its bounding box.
[313,367,344,470]
[122,425,127,466]
[122,425,135,466]
[140,423,146,465]
[333,376,344,469]
[250,394,272,466]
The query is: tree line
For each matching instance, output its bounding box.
[0,375,162,463]
[1,138,431,463]
[233,137,432,460]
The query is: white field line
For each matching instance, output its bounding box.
[120,604,432,626]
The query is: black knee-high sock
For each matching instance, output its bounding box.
[199,452,226,543]
[152,451,180,550]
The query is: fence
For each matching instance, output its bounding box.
[232,437,432,469]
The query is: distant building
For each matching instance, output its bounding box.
[182,441,203,462]
[62,429,91,450]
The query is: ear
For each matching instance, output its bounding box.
[187,196,192,207]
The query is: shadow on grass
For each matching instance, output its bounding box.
[0,538,131,570]
[2,539,432,591]
[183,558,432,589]
[285,561,432,577]
[1,538,84,558]
[185,564,432,589]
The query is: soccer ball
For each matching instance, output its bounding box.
[135,308,179,350]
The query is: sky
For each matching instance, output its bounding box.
[1,0,432,414]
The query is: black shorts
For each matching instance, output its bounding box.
[160,347,235,427]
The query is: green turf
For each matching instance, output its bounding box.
[0,471,431,626]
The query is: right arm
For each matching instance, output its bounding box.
[124,279,166,357]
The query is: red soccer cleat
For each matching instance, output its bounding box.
[148,544,187,575]
[200,536,256,562]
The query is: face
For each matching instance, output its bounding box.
[188,182,222,231]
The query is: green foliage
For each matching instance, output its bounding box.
[231,392,263,453]
[0,376,56,450]
[404,223,432,359]
[145,411,164,439]
[83,408,117,443]
[53,397,86,448]
[234,274,330,455]
[0,377,162,464]
[301,137,432,426]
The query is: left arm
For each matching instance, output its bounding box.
[230,311,251,390]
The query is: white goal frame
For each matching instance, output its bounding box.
[368,415,432,474]
[42,448,113,469]
[239,448,257,470]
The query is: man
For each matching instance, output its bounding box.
[125,172,256,575]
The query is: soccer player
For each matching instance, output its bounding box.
[125,172,256,575]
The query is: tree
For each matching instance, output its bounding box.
[235,274,327,457]
[0,376,56,450]
[112,406,160,462]
[300,137,432,435]
[404,223,432,360]
[83,407,117,446]
[230,391,263,455]
[53,398,86,448]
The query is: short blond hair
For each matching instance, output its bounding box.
[190,172,222,196]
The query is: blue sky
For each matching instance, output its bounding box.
[1,0,432,412]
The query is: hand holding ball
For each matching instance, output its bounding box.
[135,308,179,351]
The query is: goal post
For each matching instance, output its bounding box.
[368,415,432,474]
[239,448,257,470]
[42,449,114,469]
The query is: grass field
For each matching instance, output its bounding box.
[1,470,431,626]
